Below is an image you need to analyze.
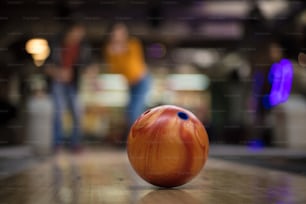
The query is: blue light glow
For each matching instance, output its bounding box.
[247,139,264,151]
[263,59,293,109]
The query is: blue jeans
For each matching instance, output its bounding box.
[127,74,151,126]
[51,82,82,147]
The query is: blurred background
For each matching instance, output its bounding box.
[1,0,306,177]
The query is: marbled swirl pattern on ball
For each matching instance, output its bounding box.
[127,105,209,187]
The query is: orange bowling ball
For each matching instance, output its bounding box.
[127,105,209,188]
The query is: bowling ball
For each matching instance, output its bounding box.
[127,105,209,188]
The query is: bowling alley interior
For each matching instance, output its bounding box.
[2,0,306,203]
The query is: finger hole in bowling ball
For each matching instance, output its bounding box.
[143,109,151,115]
[177,112,189,120]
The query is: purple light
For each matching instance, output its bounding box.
[247,139,264,152]
[263,59,293,108]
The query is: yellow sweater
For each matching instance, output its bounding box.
[105,38,146,85]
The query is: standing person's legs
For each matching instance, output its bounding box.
[127,74,151,127]
[51,82,65,148]
[66,85,82,149]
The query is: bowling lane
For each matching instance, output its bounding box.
[0,149,306,204]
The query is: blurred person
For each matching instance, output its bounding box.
[44,21,92,153]
[104,23,151,137]
[250,40,283,146]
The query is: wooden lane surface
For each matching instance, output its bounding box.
[0,149,306,204]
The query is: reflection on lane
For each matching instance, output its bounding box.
[0,150,305,203]
[139,189,200,204]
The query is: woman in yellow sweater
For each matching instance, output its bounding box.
[104,23,151,129]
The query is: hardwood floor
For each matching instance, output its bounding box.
[0,148,306,204]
